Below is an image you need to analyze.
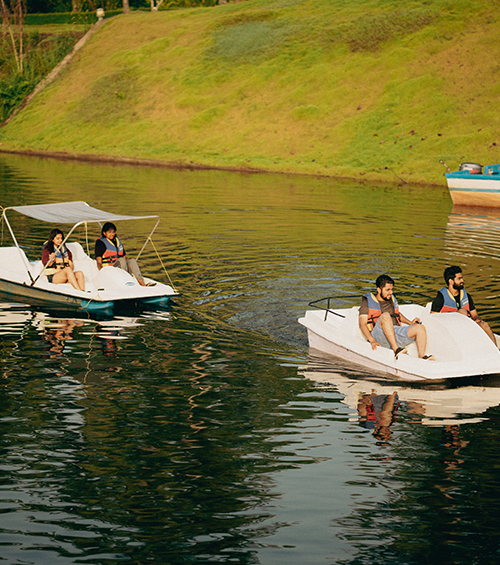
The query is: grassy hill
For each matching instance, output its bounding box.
[1,0,499,185]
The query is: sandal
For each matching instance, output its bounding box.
[394,347,408,360]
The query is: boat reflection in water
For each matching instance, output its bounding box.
[301,354,500,433]
[0,301,171,362]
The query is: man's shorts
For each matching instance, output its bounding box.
[371,321,414,350]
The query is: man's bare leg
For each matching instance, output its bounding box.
[407,323,427,358]
[377,312,399,352]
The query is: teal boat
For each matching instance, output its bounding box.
[445,162,500,207]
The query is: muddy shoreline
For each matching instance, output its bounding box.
[0,147,440,187]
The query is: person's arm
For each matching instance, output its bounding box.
[95,240,105,270]
[42,247,50,266]
[430,292,444,313]
[468,297,482,322]
[359,313,380,349]
[469,309,482,322]
[66,247,74,269]
[399,312,420,325]
[42,247,56,267]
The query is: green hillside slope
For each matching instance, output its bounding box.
[1,0,499,185]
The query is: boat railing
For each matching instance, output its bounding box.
[308,292,435,322]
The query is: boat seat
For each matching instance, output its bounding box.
[0,247,38,278]
[30,260,45,278]
[343,307,365,340]
[66,242,90,261]
[66,242,99,281]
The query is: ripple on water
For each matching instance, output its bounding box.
[2,156,500,564]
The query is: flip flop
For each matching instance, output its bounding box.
[394,347,408,360]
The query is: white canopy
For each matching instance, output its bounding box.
[6,201,158,224]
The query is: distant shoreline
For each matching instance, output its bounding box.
[0,147,440,187]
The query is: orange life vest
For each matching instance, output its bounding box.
[364,292,401,331]
[99,235,124,266]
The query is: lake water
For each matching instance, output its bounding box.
[2,153,500,564]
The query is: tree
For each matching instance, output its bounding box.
[0,0,25,73]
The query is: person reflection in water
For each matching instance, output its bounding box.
[42,319,83,359]
[358,391,400,444]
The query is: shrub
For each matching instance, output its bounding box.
[0,31,85,122]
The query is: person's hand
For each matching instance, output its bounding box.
[49,252,56,263]
[411,317,421,324]
[369,340,380,350]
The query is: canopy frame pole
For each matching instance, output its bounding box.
[135,217,160,261]
[2,210,34,284]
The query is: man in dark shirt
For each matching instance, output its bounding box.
[431,266,496,344]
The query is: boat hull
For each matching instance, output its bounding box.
[445,172,500,207]
[0,277,176,313]
[0,243,178,313]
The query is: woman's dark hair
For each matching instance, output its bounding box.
[45,228,64,253]
[101,222,117,237]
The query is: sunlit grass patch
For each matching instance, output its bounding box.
[1,1,500,185]
[335,9,437,52]
[290,104,323,121]
[207,20,295,64]
[71,69,139,123]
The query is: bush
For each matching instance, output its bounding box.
[0,31,84,122]
[24,10,124,25]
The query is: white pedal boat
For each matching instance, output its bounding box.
[299,298,500,381]
[0,201,180,313]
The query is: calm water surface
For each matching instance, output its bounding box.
[1,154,500,564]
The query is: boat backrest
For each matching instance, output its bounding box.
[343,307,365,339]
[0,246,33,276]
[66,242,90,261]
[66,242,99,281]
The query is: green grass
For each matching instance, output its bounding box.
[1,0,499,185]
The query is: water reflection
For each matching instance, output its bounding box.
[302,361,500,429]
[445,209,500,323]
[5,153,500,564]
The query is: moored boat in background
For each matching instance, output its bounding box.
[445,162,500,207]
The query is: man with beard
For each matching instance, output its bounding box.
[431,265,496,344]
[359,274,433,360]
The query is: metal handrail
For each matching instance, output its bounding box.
[308,292,435,322]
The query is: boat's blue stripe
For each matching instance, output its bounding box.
[450,188,500,193]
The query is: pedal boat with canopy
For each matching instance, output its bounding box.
[0,201,180,312]
[299,296,500,381]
